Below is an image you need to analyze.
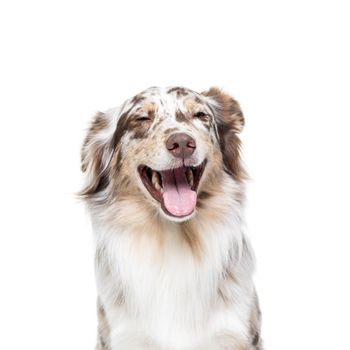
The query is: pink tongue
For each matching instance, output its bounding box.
[161,167,197,217]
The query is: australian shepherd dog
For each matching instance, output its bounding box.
[79,86,263,349]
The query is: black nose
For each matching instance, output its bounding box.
[166,133,196,159]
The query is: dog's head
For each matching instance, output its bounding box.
[80,87,246,222]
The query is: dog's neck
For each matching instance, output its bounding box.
[92,195,254,348]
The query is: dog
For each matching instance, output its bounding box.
[79,86,263,349]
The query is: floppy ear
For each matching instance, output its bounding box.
[79,112,113,198]
[202,87,247,182]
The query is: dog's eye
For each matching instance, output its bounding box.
[136,116,152,122]
[194,112,206,119]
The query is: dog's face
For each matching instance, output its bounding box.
[80,87,246,222]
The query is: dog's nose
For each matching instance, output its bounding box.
[166,133,196,159]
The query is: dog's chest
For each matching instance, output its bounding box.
[100,223,235,347]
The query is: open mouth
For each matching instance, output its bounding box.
[138,160,207,218]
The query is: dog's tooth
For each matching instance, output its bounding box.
[186,168,194,186]
[152,171,162,191]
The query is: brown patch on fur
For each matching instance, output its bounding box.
[167,87,178,93]
[202,87,247,182]
[196,190,212,209]
[132,122,151,139]
[198,191,211,200]
[175,110,188,123]
[195,156,228,216]
[111,109,131,148]
[249,293,263,349]
[184,98,212,130]
[112,147,123,174]
[184,98,197,111]
[201,117,211,130]
[131,94,145,105]
[142,102,156,115]
[139,216,166,255]
[79,112,111,198]
[179,221,203,258]
[194,96,202,104]
[112,107,153,143]
[108,147,132,196]
[167,86,189,97]
[163,127,178,136]
[96,300,111,350]
[80,112,108,172]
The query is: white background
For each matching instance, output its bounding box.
[1,1,349,349]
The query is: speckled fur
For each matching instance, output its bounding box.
[80,86,263,349]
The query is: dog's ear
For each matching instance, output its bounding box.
[202,87,247,182]
[79,112,113,198]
